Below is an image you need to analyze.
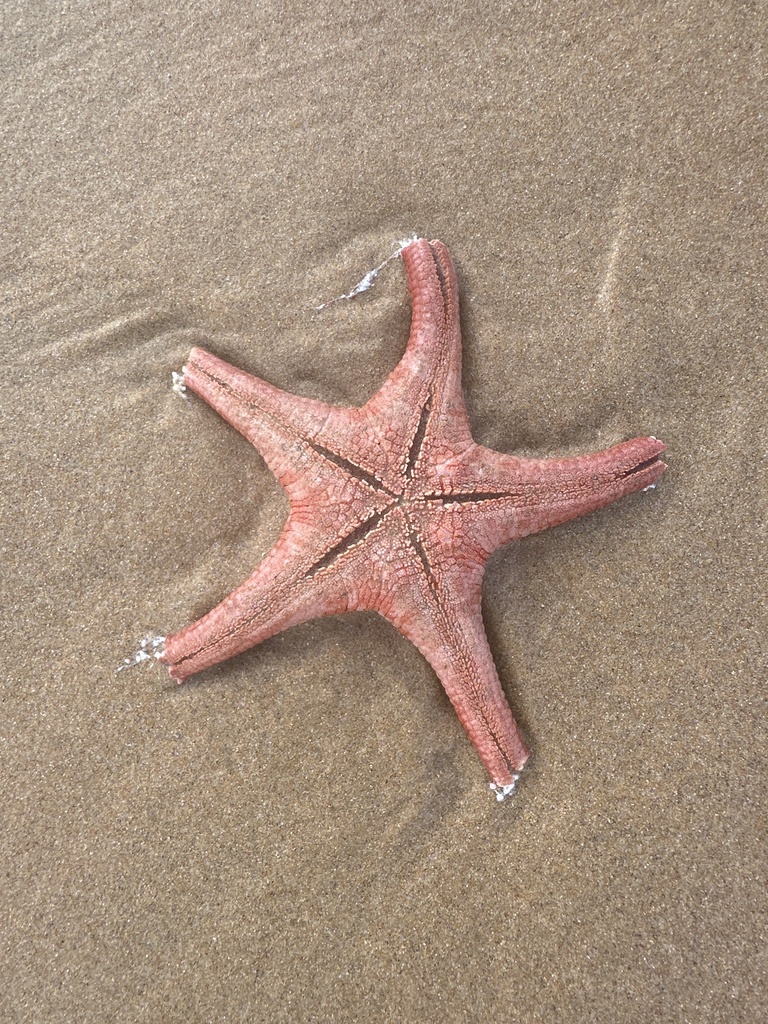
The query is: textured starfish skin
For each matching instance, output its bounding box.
[161,239,666,794]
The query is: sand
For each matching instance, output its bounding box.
[2,2,765,1021]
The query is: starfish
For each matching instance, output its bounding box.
[158,239,666,799]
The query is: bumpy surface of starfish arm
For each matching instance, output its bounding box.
[159,238,666,795]
[375,546,531,784]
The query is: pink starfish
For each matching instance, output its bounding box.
[159,239,666,799]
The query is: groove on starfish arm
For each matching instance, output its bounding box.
[158,238,666,799]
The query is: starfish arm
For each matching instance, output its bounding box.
[162,500,427,683]
[376,551,529,788]
[181,347,344,487]
[356,240,475,486]
[181,346,398,530]
[161,514,380,682]
[426,436,667,553]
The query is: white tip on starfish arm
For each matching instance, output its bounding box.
[171,367,188,398]
[489,775,521,802]
[315,235,422,311]
[117,635,166,672]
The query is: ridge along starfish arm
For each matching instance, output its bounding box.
[159,239,666,797]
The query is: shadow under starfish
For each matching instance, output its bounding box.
[157,239,666,800]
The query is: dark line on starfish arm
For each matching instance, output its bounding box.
[305,439,398,496]
[427,242,449,309]
[404,396,432,479]
[192,367,241,398]
[407,528,435,590]
[399,502,442,602]
[423,490,522,504]
[621,454,663,477]
[304,509,389,579]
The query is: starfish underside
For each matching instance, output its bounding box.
[160,239,666,798]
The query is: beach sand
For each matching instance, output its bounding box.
[2,2,765,1021]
